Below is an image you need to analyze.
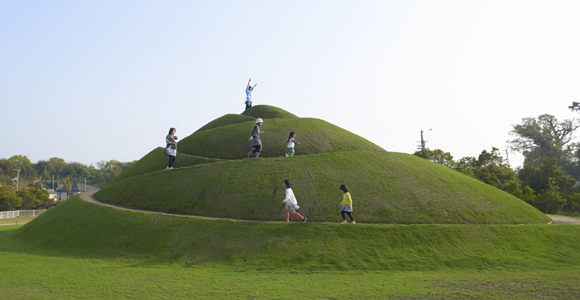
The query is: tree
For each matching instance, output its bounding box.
[9,155,32,167]
[506,181,537,206]
[0,185,22,210]
[508,114,580,175]
[413,149,455,168]
[61,175,72,199]
[536,179,566,214]
[518,157,576,196]
[457,148,517,190]
[32,175,43,190]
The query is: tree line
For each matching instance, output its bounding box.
[0,156,134,210]
[414,114,580,214]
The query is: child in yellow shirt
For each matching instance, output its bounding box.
[339,184,355,224]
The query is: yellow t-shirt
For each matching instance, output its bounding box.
[340,192,353,209]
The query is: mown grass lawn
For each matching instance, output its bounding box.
[1,197,580,299]
[1,226,579,300]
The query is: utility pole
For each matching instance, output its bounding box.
[417,129,431,150]
[52,175,55,190]
[13,169,21,190]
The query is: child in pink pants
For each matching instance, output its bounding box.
[280,179,307,222]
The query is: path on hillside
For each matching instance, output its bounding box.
[79,190,249,221]
[546,214,580,225]
[80,190,580,225]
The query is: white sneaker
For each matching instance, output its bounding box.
[285,153,289,157]
[166,166,170,169]
[169,167,173,170]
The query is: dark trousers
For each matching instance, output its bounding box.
[341,210,354,221]
[245,101,252,110]
[168,155,176,168]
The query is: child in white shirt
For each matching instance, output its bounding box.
[285,131,300,157]
[280,179,306,222]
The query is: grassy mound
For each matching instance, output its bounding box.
[194,114,255,133]
[6,196,580,271]
[98,105,550,224]
[242,105,298,119]
[177,117,383,159]
[97,151,550,224]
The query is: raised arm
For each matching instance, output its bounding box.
[253,83,257,89]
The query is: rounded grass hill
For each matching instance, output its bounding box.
[95,105,550,224]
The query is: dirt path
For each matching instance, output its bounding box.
[546,214,580,225]
[80,190,580,225]
[79,190,245,221]
[0,221,32,226]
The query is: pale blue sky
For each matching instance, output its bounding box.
[2,1,580,168]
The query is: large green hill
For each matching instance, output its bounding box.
[96,105,549,224]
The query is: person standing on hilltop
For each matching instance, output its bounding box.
[166,128,178,169]
[245,78,257,110]
[246,118,264,158]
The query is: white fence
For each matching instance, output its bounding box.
[0,210,45,220]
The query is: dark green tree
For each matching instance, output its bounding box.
[413,149,455,168]
[508,114,580,177]
[0,185,22,210]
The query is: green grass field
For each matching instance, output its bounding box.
[2,105,577,299]
[1,196,579,299]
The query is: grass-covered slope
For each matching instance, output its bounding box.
[178,117,382,159]
[96,151,550,224]
[194,114,255,133]
[242,105,298,119]
[110,148,221,184]
[7,196,580,271]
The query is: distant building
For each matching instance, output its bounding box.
[56,183,99,200]
[46,189,58,200]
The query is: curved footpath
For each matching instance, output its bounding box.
[79,190,245,221]
[77,190,580,225]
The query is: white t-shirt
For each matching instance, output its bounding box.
[282,188,299,207]
[246,85,252,101]
[287,137,296,148]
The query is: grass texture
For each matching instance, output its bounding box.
[1,197,580,299]
[6,196,580,271]
[98,150,549,224]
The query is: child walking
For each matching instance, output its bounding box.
[165,127,178,169]
[339,184,355,224]
[246,118,264,158]
[280,179,307,222]
[285,131,300,157]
